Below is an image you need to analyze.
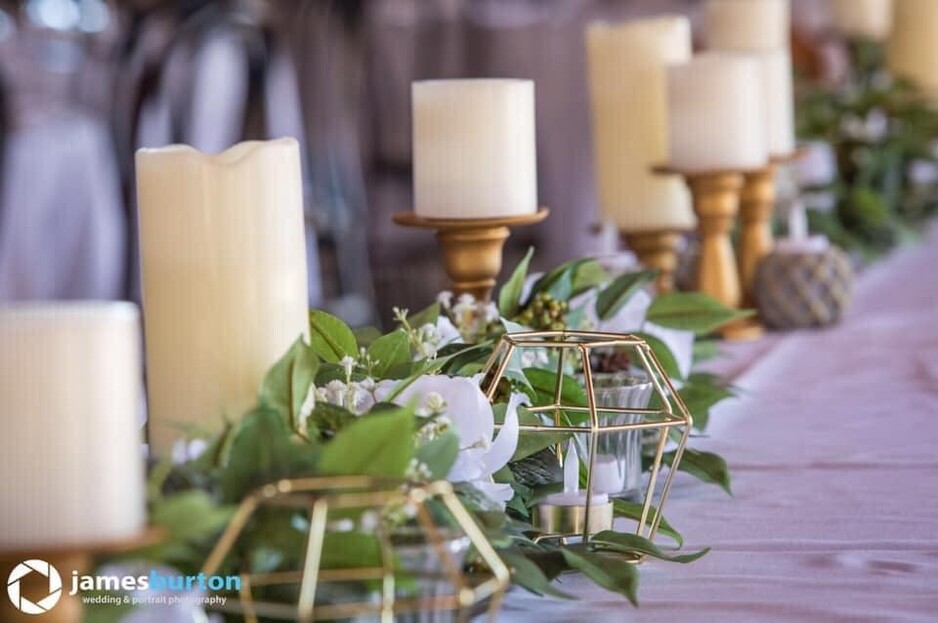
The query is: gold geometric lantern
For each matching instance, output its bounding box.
[480,331,692,555]
[201,476,510,623]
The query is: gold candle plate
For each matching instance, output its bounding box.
[393,209,549,301]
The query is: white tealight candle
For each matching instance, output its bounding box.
[137,138,310,454]
[888,0,938,98]
[0,303,145,549]
[541,445,609,507]
[666,53,769,172]
[586,16,695,232]
[705,0,791,53]
[758,50,796,157]
[829,0,893,41]
[412,79,538,219]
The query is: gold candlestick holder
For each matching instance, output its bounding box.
[392,209,549,301]
[0,529,161,623]
[654,166,761,340]
[738,163,777,312]
[620,230,685,294]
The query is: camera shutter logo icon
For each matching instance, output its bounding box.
[7,559,62,614]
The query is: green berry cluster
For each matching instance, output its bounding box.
[516,292,569,331]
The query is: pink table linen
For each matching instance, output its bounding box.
[500,226,938,622]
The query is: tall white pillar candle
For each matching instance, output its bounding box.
[705,0,791,52]
[137,138,310,454]
[758,50,796,157]
[888,0,938,98]
[0,303,145,549]
[666,53,769,172]
[586,16,695,232]
[829,0,893,41]
[412,79,538,219]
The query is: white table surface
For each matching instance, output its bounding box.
[500,226,938,622]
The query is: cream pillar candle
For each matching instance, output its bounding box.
[137,138,309,454]
[705,0,790,52]
[829,0,893,40]
[412,79,538,219]
[586,16,695,232]
[666,54,769,172]
[758,50,796,157]
[888,0,938,97]
[0,303,145,549]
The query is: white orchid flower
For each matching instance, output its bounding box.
[380,375,525,508]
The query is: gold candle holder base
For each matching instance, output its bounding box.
[392,209,549,301]
[534,501,615,537]
[621,230,685,294]
[0,529,162,623]
[739,164,777,310]
[655,165,762,341]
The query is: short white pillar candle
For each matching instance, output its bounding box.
[829,0,893,41]
[705,0,791,53]
[666,53,769,172]
[0,303,145,549]
[586,16,695,232]
[136,138,310,454]
[412,79,538,219]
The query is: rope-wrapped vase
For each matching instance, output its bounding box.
[755,244,854,329]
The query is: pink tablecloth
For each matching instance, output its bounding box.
[501,226,938,622]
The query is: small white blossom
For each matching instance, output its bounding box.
[340,355,356,380]
[405,458,433,481]
[437,290,454,309]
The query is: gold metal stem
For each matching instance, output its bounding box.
[392,209,549,302]
[621,230,683,294]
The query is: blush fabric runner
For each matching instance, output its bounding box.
[500,225,938,622]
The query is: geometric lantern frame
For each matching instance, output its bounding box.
[201,476,510,623]
[479,331,692,552]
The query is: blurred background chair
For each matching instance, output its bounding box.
[0,0,841,327]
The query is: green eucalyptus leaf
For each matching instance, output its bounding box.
[595,270,656,320]
[528,258,589,302]
[646,293,752,335]
[219,408,319,503]
[591,531,710,564]
[150,491,235,544]
[612,501,683,547]
[570,260,610,296]
[259,337,318,429]
[692,339,721,365]
[318,407,415,477]
[523,368,588,407]
[367,329,412,377]
[310,310,358,363]
[407,303,440,330]
[306,402,358,438]
[634,332,683,380]
[353,326,383,349]
[320,532,382,569]
[499,550,574,599]
[499,247,535,318]
[664,448,732,495]
[559,549,640,606]
[676,380,734,432]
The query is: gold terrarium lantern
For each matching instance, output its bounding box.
[479,331,692,553]
[200,476,510,623]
